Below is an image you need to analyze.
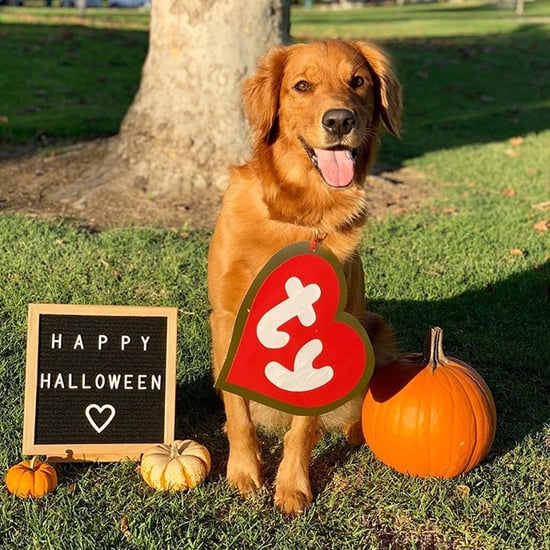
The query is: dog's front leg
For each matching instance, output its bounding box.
[223,391,263,495]
[274,415,320,514]
[211,308,263,496]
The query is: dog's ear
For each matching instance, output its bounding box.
[242,47,288,144]
[352,41,403,138]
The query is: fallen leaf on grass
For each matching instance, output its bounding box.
[504,148,520,158]
[534,220,549,232]
[509,136,524,147]
[502,188,516,197]
[479,498,493,515]
[510,249,526,256]
[441,207,458,215]
[120,516,131,540]
[532,200,550,210]
[0,115,8,124]
[456,484,471,498]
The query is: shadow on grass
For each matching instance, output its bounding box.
[374,262,550,456]
[1,16,548,164]
[0,21,148,147]
[382,24,550,163]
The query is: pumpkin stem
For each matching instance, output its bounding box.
[170,442,180,459]
[29,456,38,470]
[423,326,448,371]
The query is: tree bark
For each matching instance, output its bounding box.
[61,0,289,209]
[516,0,525,15]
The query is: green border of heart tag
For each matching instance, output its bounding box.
[215,241,375,416]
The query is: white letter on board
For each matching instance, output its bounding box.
[121,335,131,351]
[81,373,91,390]
[108,374,121,389]
[141,335,151,351]
[124,374,134,390]
[73,334,84,351]
[68,373,78,389]
[151,375,162,391]
[40,372,51,389]
[98,334,108,350]
[54,373,64,389]
[51,333,62,349]
[137,374,147,390]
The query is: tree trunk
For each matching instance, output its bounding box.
[60,0,289,213]
[516,0,525,15]
[76,0,86,17]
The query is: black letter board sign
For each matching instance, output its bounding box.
[23,304,177,462]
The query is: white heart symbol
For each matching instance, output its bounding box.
[85,404,116,434]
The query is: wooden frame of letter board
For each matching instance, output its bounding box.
[23,304,177,462]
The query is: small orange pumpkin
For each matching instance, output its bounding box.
[5,457,58,498]
[140,439,211,491]
[362,327,497,478]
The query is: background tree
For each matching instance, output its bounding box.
[66,0,289,209]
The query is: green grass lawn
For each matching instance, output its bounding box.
[0,2,549,548]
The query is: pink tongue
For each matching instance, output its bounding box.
[314,148,354,188]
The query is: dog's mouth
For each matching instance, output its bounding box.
[299,137,357,189]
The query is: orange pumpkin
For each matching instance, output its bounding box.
[5,457,58,498]
[362,327,497,478]
[140,439,211,491]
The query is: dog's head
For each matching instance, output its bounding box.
[242,40,402,191]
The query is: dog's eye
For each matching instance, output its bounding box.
[350,75,365,88]
[294,80,311,92]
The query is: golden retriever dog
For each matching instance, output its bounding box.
[208,40,402,514]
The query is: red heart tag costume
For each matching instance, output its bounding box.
[215,242,375,416]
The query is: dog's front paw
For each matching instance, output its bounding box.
[227,456,263,496]
[274,485,313,515]
[343,420,364,447]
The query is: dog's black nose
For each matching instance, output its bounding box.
[322,109,356,138]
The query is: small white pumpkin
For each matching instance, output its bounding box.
[140,439,211,491]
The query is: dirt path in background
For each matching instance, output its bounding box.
[0,138,433,230]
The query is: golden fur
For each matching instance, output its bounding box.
[208,40,402,514]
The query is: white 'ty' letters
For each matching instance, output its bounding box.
[265,339,334,392]
[255,275,334,393]
[256,276,321,349]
